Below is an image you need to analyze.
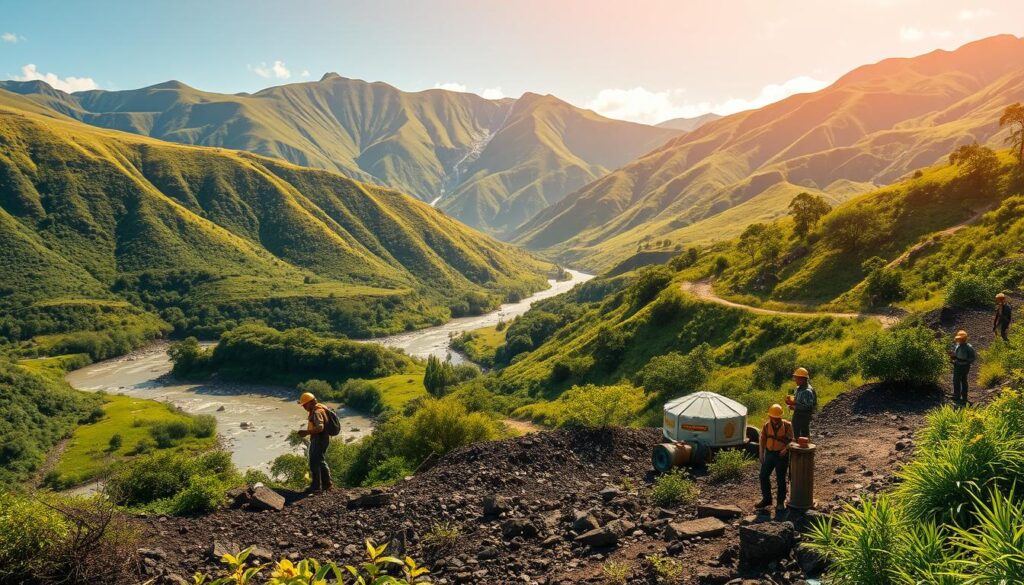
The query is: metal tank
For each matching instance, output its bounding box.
[652,391,758,472]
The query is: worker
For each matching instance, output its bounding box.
[950,330,976,406]
[297,392,333,493]
[787,367,817,439]
[756,404,794,511]
[994,293,1012,342]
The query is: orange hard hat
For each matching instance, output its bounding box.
[793,367,809,378]
[768,404,784,418]
[954,330,968,341]
[298,392,316,406]
[996,293,1007,301]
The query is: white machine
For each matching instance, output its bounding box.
[653,391,759,472]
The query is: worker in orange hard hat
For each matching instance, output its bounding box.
[756,404,794,512]
[950,330,976,407]
[786,367,817,440]
[297,391,333,493]
[993,293,1012,342]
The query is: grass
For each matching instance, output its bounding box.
[450,325,505,367]
[48,394,217,488]
[364,369,429,411]
[706,449,754,483]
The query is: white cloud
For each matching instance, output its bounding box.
[300,69,310,78]
[2,32,19,43]
[586,76,829,125]
[13,64,98,92]
[958,8,993,21]
[249,60,291,79]
[481,87,504,100]
[900,26,955,42]
[900,26,925,41]
[433,82,468,93]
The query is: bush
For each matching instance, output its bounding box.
[107,433,123,452]
[752,345,798,389]
[149,420,191,448]
[638,344,715,397]
[556,384,647,428]
[170,475,225,515]
[270,453,309,488]
[130,438,155,455]
[862,257,905,307]
[820,205,888,251]
[340,379,385,414]
[549,356,593,384]
[945,272,996,308]
[651,470,699,507]
[706,450,753,483]
[858,326,947,386]
[362,456,412,487]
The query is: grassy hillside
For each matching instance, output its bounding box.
[655,112,722,131]
[471,144,1024,427]
[0,94,554,353]
[0,76,677,236]
[515,35,1024,270]
[436,93,679,236]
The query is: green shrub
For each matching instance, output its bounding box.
[130,438,155,455]
[752,345,798,389]
[297,378,333,397]
[149,419,191,448]
[638,344,715,397]
[862,256,905,307]
[190,414,217,438]
[945,272,996,308]
[107,433,123,452]
[170,475,226,515]
[602,560,632,584]
[421,521,461,553]
[362,456,412,487]
[0,492,69,582]
[340,379,385,414]
[706,449,753,483]
[555,384,647,428]
[651,470,699,507]
[858,326,947,386]
[106,449,238,514]
[549,356,593,384]
[270,453,309,488]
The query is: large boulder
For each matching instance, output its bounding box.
[482,494,512,517]
[738,521,795,569]
[347,489,393,510]
[501,518,539,539]
[697,504,743,520]
[249,486,286,511]
[666,517,728,540]
[571,511,600,533]
[795,542,827,576]
[573,519,635,548]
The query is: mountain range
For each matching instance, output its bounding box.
[514,34,1024,270]
[0,75,678,237]
[0,89,553,338]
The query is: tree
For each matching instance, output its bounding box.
[423,355,455,397]
[948,142,1000,186]
[738,223,786,273]
[862,256,905,307]
[821,206,887,252]
[1000,102,1024,165]
[637,344,715,397]
[788,192,832,238]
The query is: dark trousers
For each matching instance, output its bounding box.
[309,434,332,490]
[952,364,971,404]
[760,450,788,505]
[998,323,1010,342]
[792,410,811,439]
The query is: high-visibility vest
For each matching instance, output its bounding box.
[762,419,793,452]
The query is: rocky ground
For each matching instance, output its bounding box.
[136,303,1010,585]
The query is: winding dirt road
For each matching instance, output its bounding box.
[680,280,900,327]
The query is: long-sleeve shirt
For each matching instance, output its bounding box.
[307,405,327,435]
[951,342,976,367]
[994,303,1012,326]
[793,383,817,413]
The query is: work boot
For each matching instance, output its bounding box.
[776,502,787,512]
[754,499,771,509]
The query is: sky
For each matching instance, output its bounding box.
[1,0,1022,125]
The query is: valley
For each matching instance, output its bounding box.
[2,13,1024,585]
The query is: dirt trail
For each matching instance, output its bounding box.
[680,280,900,327]
[885,204,994,269]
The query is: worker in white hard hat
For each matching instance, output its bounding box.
[786,367,817,439]
[756,404,794,511]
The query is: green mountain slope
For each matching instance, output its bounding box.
[436,93,680,236]
[0,76,677,236]
[0,95,554,344]
[515,35,1024,270]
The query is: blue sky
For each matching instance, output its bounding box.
[2,0,1022,124]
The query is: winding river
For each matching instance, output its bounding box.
[65,270,593,472]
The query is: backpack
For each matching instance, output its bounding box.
[322,406,342,436]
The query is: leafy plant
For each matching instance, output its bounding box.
[637,344,715,397]
[651,470,699,507]
[858,326,946,386]
[706,449,753,483]
[602,560,631,584]
[752,345,798,390]
[421,521,461,553]
[645,554,684,584]
[945,272,996,308]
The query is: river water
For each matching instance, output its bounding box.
[64,270,593,472]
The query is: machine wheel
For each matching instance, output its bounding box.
[746,425,760,444]
[652,444,675,473]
